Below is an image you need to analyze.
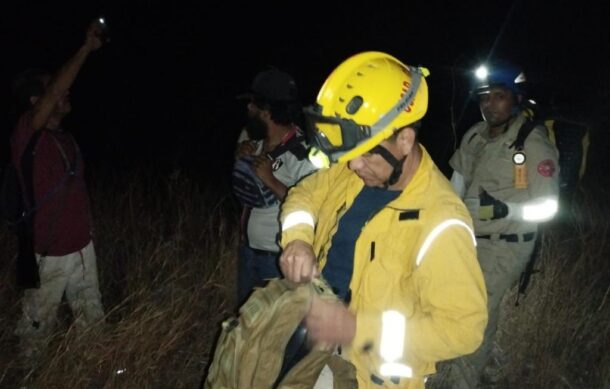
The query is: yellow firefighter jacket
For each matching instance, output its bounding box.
[280,145,488,388]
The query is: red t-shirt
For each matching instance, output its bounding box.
[11,113,92,256]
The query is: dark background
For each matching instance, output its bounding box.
[2,1,609,179]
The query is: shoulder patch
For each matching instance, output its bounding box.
[537,159,556,177]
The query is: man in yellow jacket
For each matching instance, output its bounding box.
[278,51,488,388]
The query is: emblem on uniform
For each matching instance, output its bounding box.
[513,151,528,189]
[537,159,556,177]
[272,158,283,171]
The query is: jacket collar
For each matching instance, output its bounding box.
[345,144,434,210]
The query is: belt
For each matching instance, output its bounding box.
[248,247,279,256]
[476,232,536,243]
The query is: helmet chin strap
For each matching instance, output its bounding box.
[370,145,405,188]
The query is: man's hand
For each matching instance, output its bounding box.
[464,191,509,221]
[84,20,105,52]
[235,140,256,159]
[479,190,509,220]
[306,295,356,346]
[280,240,318,283]
[251,155,275,185]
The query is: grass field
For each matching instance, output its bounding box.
[0,162,607,388]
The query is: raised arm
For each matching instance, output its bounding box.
[30,21,104,130]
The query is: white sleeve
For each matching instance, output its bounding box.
[450,171,466,199]
[237,127,249,143]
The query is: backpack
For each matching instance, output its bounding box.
[203,277,357,389]
[1,129,77,289]
[0,163,24,225]
[231,134,308,209]
[1,131,43,229]
[545,118,590,204]
[1,130,43,288]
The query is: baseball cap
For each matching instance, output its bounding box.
[237,68,298,102]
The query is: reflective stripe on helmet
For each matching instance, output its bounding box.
[369,66,424,136]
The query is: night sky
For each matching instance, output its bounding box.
[2,1,609,178]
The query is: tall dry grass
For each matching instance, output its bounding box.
[0,164,608,388]
[497,178,610,388]
[0,166,240,388]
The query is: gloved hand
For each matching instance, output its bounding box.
[478,190,509,220]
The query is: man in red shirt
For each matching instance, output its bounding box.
[10,20,106,360]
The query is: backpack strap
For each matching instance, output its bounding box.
[38,131,82,256]
[21,130,78,213]
[47,132,78,174]
[19,130,45,211]
[509,118,538,151]
[268,131,308,161]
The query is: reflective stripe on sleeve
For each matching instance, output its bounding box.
[282,210,315,231]
[415,219,476,266]
[521,197,558,222]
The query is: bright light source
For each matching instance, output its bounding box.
[116,368,126,375]
[99,18,105,24]
[308,148,330,169]
[512,152,526,165]
[475,65,488,80]
[379,310,413,377]
[380,311,405,361]
[528,99,537,105]
[522,198,558,222]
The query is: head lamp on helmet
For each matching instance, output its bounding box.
[304,51,429,164]
[473,60,527,96]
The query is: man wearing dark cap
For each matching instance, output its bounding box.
[238,68,299,102]
[232,68,317,306]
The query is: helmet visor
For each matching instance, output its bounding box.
[303,105,371,162]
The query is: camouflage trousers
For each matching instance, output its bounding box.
[15,240,105,358]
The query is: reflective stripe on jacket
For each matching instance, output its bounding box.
[449,112,560,234]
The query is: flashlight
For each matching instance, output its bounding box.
[96,16,110,43]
